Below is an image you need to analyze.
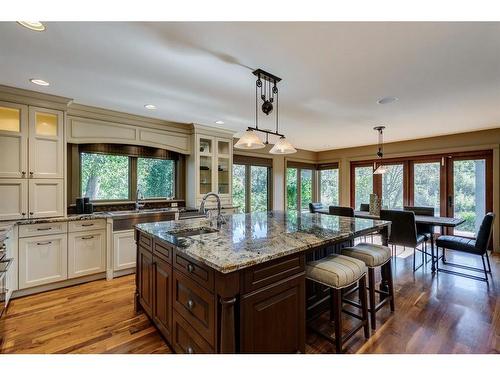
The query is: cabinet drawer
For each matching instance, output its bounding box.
[69,219,106,232]
[154,240,172,264]
[173,270,215,346]
[172,310,214,354]
[137,231,152,251]
[19,222,67,238]
[242,253,305,293]
[173,249,214,291]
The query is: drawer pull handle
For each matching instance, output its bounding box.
[1,244,6,250]
[36,241,52,246]
[186,299,194,310]
[81,223,94,227]
[37,227,52,231]
[29,212,34,216]
[187,264,194,273]
[81,235,94,240]
[186,346,194,354]
[22,212,26,216]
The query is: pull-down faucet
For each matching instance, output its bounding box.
[199,192,225,224]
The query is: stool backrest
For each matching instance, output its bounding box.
[309,202,324,213]
[359,203,370,212]
[404,206,434,235]
[475,212,495,254]
[329,206,354,217]
[380,209,419,247]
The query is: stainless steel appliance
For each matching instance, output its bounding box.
[0,241,13,318]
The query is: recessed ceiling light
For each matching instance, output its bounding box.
[17,21,46,32]
[144,104,156,110]
[377,96,399,105]
[29,78,50,86]
[215,120,225,125]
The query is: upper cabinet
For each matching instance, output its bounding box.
[29,107,64,179]
[0,101,28,179]
[187,125,234,209]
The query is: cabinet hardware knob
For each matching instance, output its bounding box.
[1,244,6,250]
[29,212,34,216]
[22,212,26,216]
[29,171,33,176]
[186,346,194,354]
[186,299,194,310]
[187,264,194,273]
[21,171,26,177]
[36,241,52,246]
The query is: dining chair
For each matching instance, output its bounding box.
[436,212,494,282]
[360,203,370,212]
[328,205,354,217]
[309,202,324,213]
[380,209,427,271]
[404,206,435,263]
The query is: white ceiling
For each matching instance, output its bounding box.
[1,22,500,151]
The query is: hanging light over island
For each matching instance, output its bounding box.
[234,69,296,154]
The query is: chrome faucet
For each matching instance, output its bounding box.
[135,189,145,211]
[199,192,225,224]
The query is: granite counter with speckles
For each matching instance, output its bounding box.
[136,210,390,274]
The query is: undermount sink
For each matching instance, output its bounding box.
[166,227,219,238]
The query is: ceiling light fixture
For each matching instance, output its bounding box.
[144,104,156,110]
[17,21,46,32]
[373,126,387,175]
[234,69,296,154]
[29,78,50,86]
[377,96,398,105]
[215,120,225,125]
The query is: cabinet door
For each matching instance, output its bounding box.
[216,138,232,198]
[4,228,18,305]
[138,246,153,316]
[153,255,172,341]
[113,230,136,271]
[18,234,68,289]
[0,179,27,220]
[28,107,64,179]
[68,229,106,279]
[0,102,28,179]
[28,179,64,218]
[240,273,305,353]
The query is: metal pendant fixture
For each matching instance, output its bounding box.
[373,126,387,175]
[234,69,297,154]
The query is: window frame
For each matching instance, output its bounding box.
[317,163,340,208]
[136,156,177,200]
[286,161,320,211]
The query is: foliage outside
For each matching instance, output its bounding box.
[81,153,129,200]
[137,158,175,198]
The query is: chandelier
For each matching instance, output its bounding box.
[373,126,387,175]
[234,69,297,154]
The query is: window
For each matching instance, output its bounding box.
[414,162,440,215]
[319,168,339,207]
[382,164,404,209]
[300,169,313,211]
[353,165,373,210]
[286,168,298,211]
[137,157,175,199]
[78,144,179,202]
[286,163,317,211]
[81,152,130,200]
[232,156,272,213]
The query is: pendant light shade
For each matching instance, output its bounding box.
[373,164,387,175]
[269,136,297,155]
[234,129,266,150]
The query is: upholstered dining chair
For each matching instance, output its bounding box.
[309,202,324,213]
[404,206,435,264]
[380,209,427,270]
[328,205,355,217]
[360,203,370,212]
[436,212,495,282]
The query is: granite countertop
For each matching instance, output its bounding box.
[136,211,390,274]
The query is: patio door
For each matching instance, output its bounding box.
[447,153,493,237]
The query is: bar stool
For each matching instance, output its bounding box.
[341,243,394,330]
[306,254,370,353]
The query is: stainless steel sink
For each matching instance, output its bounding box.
[166,227,218,238]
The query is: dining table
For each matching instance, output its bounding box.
[316,208,466,272]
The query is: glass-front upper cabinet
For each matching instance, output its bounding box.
[217,139,231,195]
[28,107,64,179]
[0,102,28,178]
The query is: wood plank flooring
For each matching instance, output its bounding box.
[1,249,499,354]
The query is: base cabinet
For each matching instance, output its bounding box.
[19,234,68,289]
[68,229,106,279]
[152,255,172,341]
[138,245,154,316]
[113,230,136,271]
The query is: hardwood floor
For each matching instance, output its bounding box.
[1,249,499,354]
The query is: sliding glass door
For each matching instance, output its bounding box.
[381,164,404,209]
[232,156,272,213]
[413,161,441,215]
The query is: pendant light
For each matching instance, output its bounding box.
[234,69,296,154]
[373,126,387,175]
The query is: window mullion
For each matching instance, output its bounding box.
[130,156,137,201]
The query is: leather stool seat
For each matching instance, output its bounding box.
[306,254,367,288]
[341,243,391,267]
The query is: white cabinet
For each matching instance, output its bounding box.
[3,228,18,305]
[0,101,28,179]
[68,229,106,279]
[19,233,68,289]
[28,107,64,179]
[28,179,64,219]
[0,179,28,220]
[113,230,136,271]
[0,103,64,221]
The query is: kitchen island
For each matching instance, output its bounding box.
[134,211,390,354]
